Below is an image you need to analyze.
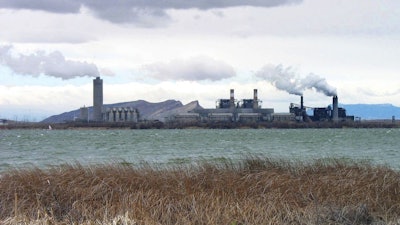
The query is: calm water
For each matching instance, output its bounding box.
[0,128,399,172]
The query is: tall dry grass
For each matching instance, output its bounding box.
[0,157,399,224]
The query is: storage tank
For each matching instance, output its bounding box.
[79,106,89,122]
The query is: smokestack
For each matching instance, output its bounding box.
[300,95,304,110]
[230,89,235,108]
[93,77,103,122]
[253,89,258,109]
[332,95,339,122]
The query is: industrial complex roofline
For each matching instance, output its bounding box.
[88,78,353,124]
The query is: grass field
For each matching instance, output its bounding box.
[0,157,399,224]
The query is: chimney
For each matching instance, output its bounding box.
[300,95,304,111]
[332,95,339,122]
[253,89,258,109]
[230,89,235,108]
[93,77,103,122]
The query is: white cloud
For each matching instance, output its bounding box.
[0,44,100,79]
[142,56,236,81]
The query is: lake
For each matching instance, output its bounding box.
[1,128,399,172]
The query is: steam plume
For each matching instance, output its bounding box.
[302,73,337,96]
[0,45,99,79]
[256,64,337,96]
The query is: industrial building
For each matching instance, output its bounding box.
[171,90,354,124]
[289,95,354,122]
[0,119,7,126]
[171,89,275,123]
[79,106,89,121]
[80,77,139,123]
[84,77,353,124]
[104,107,139,122]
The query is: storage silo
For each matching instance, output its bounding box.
[80,106,89,122]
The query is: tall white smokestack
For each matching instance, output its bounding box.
[253,89,258,109]
[230,89,235,108]
[93,77,103,122]
[332,95,339,122]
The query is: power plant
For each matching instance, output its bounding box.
[172,89,353,123]
[83,77,353,124]
[289,95,353,122]
[80,77,139,123]
[182,89,275,123]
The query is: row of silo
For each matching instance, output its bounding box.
[79,77,139,123]
[105,107,138,122]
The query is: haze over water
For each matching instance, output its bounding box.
[1,129,399,172]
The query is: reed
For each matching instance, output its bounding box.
[0,157,399,224]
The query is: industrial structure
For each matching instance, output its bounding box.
[104,107,139,122]
[289,95,354,122]
[83,77,353,124]
[93,77,103,122]
[172,90,354,123]
[171,89,275,123]
[80,77,139,123]
[79,106,89,121]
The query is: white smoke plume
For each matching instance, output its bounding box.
[0,45,99,79]
[256,64,337,96]
[302,73,337,96]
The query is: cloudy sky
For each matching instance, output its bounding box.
[0,0,399,121]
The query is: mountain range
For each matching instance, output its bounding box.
[341,104,400,120]
[41,100,400,123]
[41,100,202,123]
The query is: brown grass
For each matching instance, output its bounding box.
[0,158,399,224]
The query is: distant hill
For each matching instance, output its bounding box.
[41,100,203,123]
[341,104,400,120]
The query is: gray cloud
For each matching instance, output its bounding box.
[0,0,301,25]
[256,64,337,96]
[0,45,100,79]
[143,56,236,81]
[0,0,81,13]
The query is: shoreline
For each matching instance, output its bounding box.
[1,120,399,130]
